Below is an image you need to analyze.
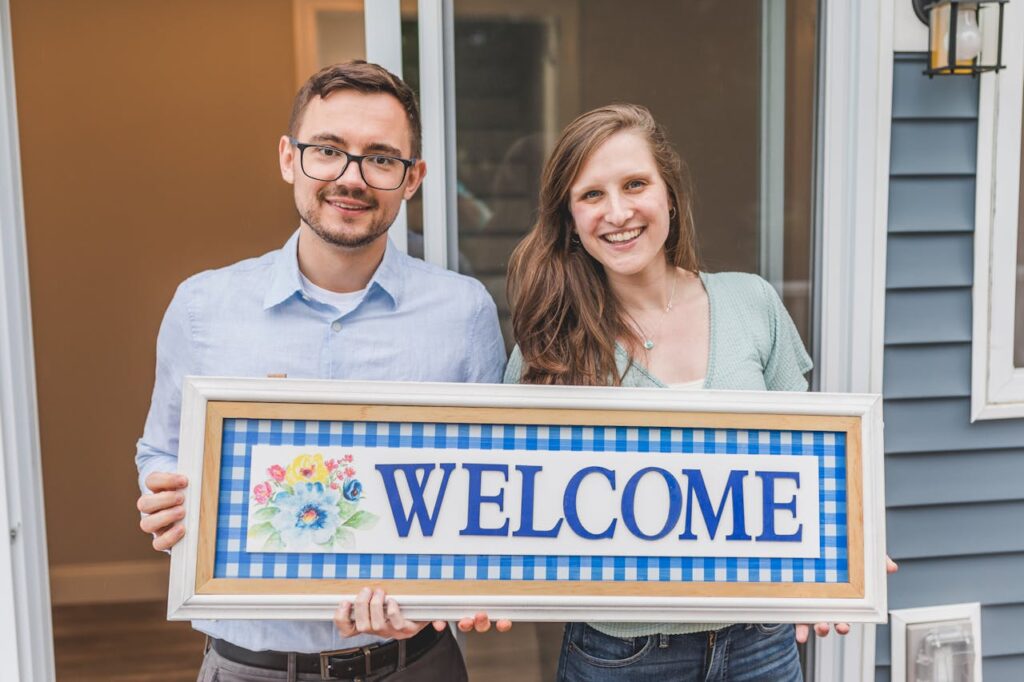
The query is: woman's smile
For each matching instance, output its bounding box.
[602,226,646,244]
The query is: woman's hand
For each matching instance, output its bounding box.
[794,556,898,643]
[456,613,513,633]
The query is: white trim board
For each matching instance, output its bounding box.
[971,0,1024,421]
[814,0,894,680]
[893,0,928,53]
[0,0,54,679]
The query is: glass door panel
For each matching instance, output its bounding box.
[435,0,818,350]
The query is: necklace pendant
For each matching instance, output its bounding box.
[643,339,655,350]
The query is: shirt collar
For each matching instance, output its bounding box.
[366,236,404,309]
[262,228,404,310]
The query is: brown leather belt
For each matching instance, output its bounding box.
[210,625,444,679]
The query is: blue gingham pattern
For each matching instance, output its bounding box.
[214,419,847,583]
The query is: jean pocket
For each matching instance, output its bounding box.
[568,626,655,668]
[754,623,789,636]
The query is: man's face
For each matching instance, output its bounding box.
[279,90,425,251]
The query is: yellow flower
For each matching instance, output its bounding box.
[285,453,328,486]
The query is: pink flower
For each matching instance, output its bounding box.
[268,464,286,482]
[344,466,356,479]
[330,481,339,490]
[253,481,273,504]
[325,459,339,472]
[342,454,354,463]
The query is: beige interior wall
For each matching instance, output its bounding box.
[11,0,299,576]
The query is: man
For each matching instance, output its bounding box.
[135,61,506,681]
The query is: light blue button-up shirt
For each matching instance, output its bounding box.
[136,229,506,652]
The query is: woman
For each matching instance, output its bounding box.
[505,103,825,681]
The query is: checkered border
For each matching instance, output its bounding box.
[213,420,847,583]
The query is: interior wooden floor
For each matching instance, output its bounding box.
[53,602,565,681]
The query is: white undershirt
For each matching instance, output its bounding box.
[299,272,367,317]
[666,377,706,390]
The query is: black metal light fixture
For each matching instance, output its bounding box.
[912,0,1008,76]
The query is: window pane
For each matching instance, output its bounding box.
[446,0,819,351]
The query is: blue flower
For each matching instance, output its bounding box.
[270,482,341,548]
[343,478,363,502]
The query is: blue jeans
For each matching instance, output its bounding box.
[557,623,802,681]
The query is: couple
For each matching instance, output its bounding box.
[136,60,846,682]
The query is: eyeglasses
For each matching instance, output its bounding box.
[288,136,416,190]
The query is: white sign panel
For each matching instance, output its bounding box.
[246,445,820,559]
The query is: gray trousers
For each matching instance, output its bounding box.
[197,630,468,682]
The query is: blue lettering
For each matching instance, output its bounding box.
[374,463,455,537]
[678,469,752,541]
[512,465,563,538]
[563,466,617,539]
[460,463,510,536]
[621,467,682,540]
[756,471,802,542]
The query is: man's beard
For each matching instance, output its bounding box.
[301,186,394,249]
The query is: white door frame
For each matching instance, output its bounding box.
[760,0,788,294]
[814,0,893,680]
[0,0,55,679]
[364,0,412,254]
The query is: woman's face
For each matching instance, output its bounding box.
[568,130,672,280]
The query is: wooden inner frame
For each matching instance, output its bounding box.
[196,401,864,600]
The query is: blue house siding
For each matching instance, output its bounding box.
[874,54,1024,682]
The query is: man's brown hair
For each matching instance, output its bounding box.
[288,60,422,158]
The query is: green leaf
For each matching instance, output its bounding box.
[342,510,379,531]
[247,521,276,542]
[252,506,279,522]
[262,532,285,551]
[334,527,355,549]
[337,499,357,517]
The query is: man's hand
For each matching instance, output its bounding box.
[334,590,514,639]
[795,556,899,643]
[137,472,188,552]
[335,588,447,640]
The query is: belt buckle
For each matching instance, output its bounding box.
[320,645,374,680]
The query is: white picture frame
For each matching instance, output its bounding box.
[168,377,887,624]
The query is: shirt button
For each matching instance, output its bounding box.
[331,321,342,332]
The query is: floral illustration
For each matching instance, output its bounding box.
[247,452,378,552]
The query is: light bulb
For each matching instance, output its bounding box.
[955,8,982,61]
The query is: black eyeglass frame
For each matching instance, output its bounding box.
[287,136,417,190]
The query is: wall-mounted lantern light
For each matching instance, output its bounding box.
[912,0,1008,76]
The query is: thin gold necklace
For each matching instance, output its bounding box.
[626,270,678,351]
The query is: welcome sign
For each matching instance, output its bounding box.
[245,445,820,559]
[168,378,887,625]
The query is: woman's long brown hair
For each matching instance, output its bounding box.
[507,104,700,386]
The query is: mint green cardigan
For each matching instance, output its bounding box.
[503,271,813,637]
